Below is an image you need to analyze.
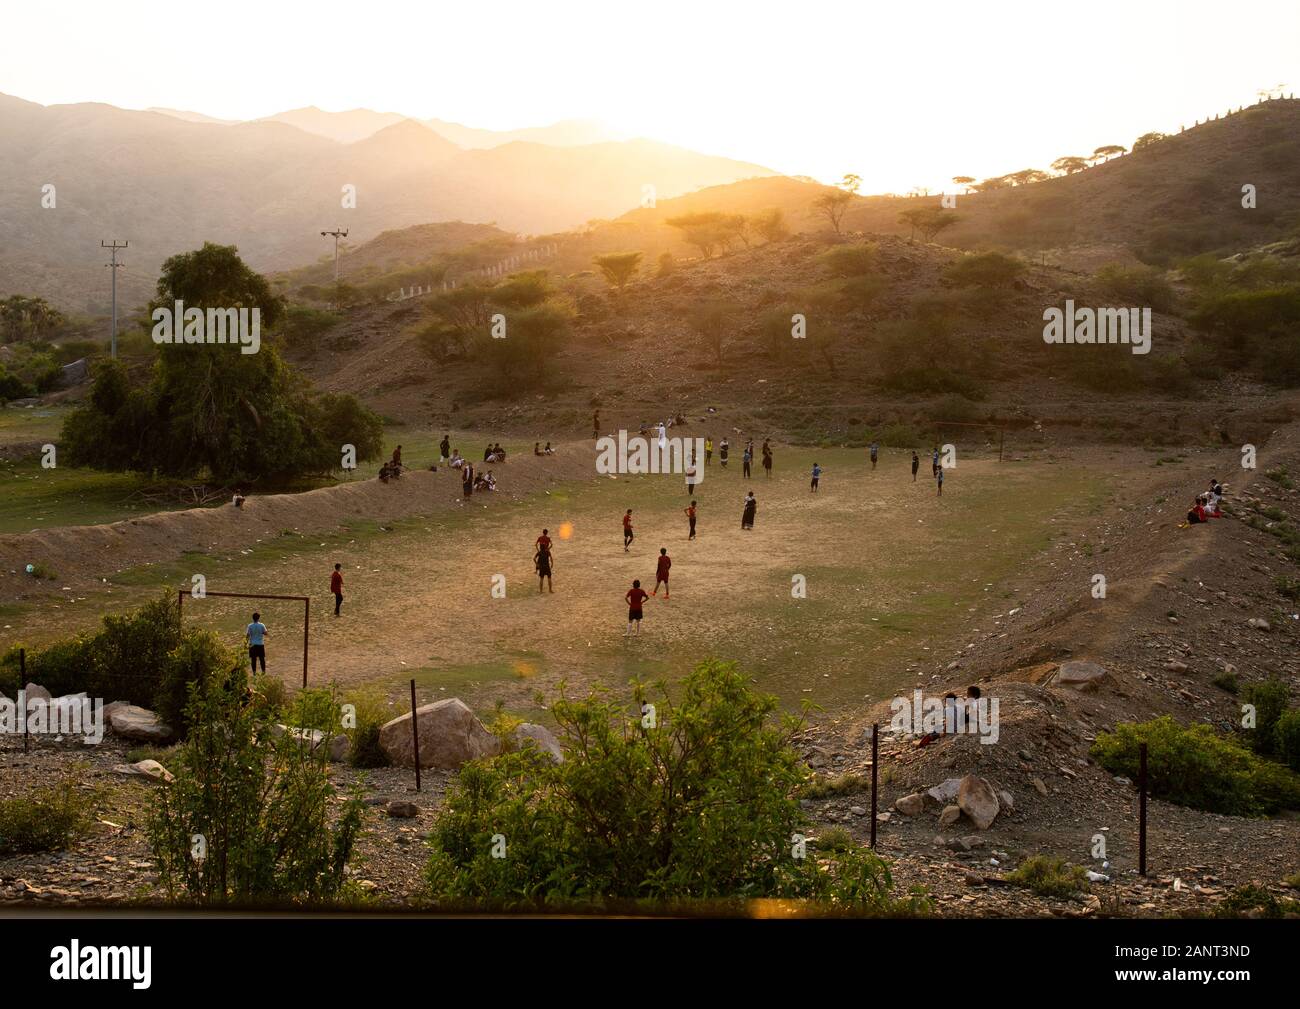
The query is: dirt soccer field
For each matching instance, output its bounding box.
[2,437,1116,721]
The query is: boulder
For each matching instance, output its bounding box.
[108,704,173,742]
[1055,660,1108,691]
[924,777,964,808]
[112,759,174,784]
[102,701,130,722]
[386,801,419,819]
[23,683,51,704]
[894,792,926,816]
[378,698,501,769]
[957,774,1001,830]
[996,789,1016,815]
[938,805,962,828]
[512,723,563,762]
[328,734,350,762]
[271,723,325,748]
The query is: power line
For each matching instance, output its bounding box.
[101,239,128,359]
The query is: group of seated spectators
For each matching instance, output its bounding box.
[378,445,404,482]
[1187,478,1225,524]
[534,441,555,455]
[474,470,498,492]
[484,443,507,463]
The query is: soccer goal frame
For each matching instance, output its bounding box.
[177,590,311,687]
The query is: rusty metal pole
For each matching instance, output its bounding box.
[302,599,310,689]
[20,647,28,754]
[410,679,421,792]
[1138,742,1148,876]
[870,723,879,849]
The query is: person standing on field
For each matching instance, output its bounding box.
[870,441,879,471]
[911,451,920,482]
[330,563,344,616]
[623,509,635,552]
[685,500,697,540]
[937,466,945,497]
[654,548,672,598]
[439,434,450,464]
[245,612,269,673]
[625,579,649,636]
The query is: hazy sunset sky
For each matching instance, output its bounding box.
[4,0,1297,192]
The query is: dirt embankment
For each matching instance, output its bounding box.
[0,443,599,604]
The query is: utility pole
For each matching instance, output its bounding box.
[320,228,348,308]
[102,240,127,358]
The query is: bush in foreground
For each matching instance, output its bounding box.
[0,775,95,856]
[424,659,929,913]
[146,666,364,905]
[1091,716,1300,816]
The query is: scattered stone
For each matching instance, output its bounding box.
[924,778,963,808]
[328,734,350,762]
[111,759,174,784]
[938,805,962,828]
[996,789,1015,815]
[1247,618,1271,632]
[1032,777,1049,796]
[895,792,925,816]
[849,805,867,817]
[1164,660,1189,673]
[386,801,419,818]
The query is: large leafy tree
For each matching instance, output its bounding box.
[61,243,382,483]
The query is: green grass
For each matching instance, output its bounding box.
[1006,856,1089,898]
[0,403,69,443]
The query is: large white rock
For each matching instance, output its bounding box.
[894,792,926,816]
[379,698,501,769]
[513,723,563,762]
[23,682,52,704]
[957,774,1001,830]
[108,704,174,742]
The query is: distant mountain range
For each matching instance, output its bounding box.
[0,94,774,312]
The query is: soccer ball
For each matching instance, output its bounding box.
[25,563,35,574]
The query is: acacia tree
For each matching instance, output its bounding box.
[593,252,642,291]
[1092,144,1127,163]
[1050,156,1089,175]
[0,295,65,343]
[812,173,860,234]
[898,207,960,243]
[1132,132,1169,151]
[952,176,975,194]
[665,212,732,259]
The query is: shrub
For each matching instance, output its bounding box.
[1211,884,1300,919]
[818,243,878,278]
[1211,671,1239,694]
[342,688,391,768]
[1275,710,1300,773]
[944,251,1024,289]
[0,776,94,856]
[1091,716,1300,815]
[1095,264,1177,313]
[146,665,364,905]
[1243,679,1290,756]
[424,659,928,913]
[1006,856,1089,899]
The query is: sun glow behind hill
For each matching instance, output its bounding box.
[4,0,1298,194]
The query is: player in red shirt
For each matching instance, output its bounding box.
[625,579,649,635]
[623,509,634,552]
[330,563,344,617]
[653,548,672,598]
[534,529,554,594]
[685,500,697,541]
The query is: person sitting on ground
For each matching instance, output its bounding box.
[449,449,465,468]
[494,443,506,462]
[543,442,554,455]
[964,684,982,723]
[534,442,543,455]
[1207,478,1224,515]
[232,488,246,508]
[391,445,403,470]
[1186,494,1209,524]
[484,444,493,462]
